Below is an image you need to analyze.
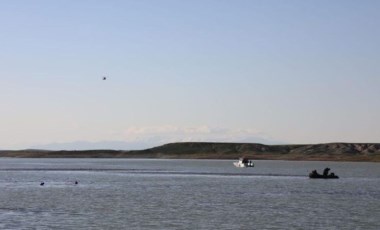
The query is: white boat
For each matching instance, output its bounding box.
[233,157,254,167]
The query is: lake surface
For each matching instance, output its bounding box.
[0,158,379,230]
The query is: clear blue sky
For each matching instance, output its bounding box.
[1,0,380,149]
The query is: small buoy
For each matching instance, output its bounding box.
[75,181,78,185]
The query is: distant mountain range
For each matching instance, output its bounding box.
[29,140,152,151]
[1,142,379,162]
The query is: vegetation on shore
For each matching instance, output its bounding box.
[1,142,379,162]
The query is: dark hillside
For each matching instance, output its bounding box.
[1,142,379,162]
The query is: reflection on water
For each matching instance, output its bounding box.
[0,159,379,229]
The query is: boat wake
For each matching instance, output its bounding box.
[0,168,306,178]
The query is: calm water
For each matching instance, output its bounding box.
[0,159,379,230]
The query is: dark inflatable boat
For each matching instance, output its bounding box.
[309,168,339,179]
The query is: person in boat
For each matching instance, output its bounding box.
[309,168,338,178]
[323,168,330,177]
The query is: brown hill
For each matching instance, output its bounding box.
[134,142,380,161]
[1,142,379,162]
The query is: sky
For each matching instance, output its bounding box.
[1,0,380,150]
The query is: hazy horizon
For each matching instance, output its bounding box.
[1,0,380,150]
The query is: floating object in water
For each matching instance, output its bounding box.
[75,181,78,185]
[309,169,339,179]
[233,157,254,167]
[40,182,45,186]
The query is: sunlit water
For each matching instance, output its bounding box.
[0,158,379,229]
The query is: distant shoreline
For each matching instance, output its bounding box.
[1,142,379,162]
